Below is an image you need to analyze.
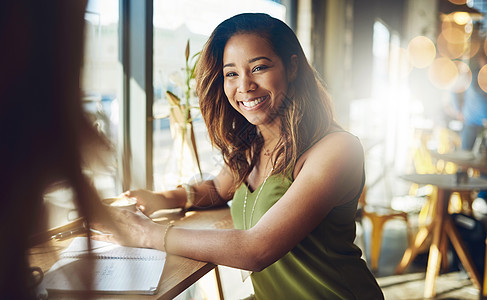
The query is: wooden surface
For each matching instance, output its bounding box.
[396,174,487,298]
[400,173,487,190]
[29,206,233,299]
[431,150,487,173]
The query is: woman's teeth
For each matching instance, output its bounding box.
[241,96,266,108]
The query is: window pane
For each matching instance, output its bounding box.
[82,0,121,197]
[153,0,286,190]
[43,0,121,230]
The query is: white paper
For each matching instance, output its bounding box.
[43,237,166,294]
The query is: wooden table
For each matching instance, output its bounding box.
[396,174,487,298]
[28,206,233,299]
[431,150,487,173]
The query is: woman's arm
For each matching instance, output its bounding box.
[126,165,235,215]
[187,164,236,208]
[157,132,364,271]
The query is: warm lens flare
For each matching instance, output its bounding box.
[428,57,458,89]
[450,60,472,93]
[437,33,467,59]
[478,64,487,93]
[465,21,473,34]
[464,37,481,59]
[453,12,471,25]
[441,27,468,44]
[441,14,472,40]
[408,36,436,68]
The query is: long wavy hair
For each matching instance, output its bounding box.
[195,13,335,190]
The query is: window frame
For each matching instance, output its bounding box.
[119,0,154,190]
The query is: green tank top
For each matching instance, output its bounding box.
[230,173,384,299]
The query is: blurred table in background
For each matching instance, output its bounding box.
[431,150,487,173]
[397,173,487,298]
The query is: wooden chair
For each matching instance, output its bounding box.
[356,186,411,271]
[483,238,487,298]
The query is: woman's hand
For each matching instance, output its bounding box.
[122,189,173,216]
[91,207,166,250]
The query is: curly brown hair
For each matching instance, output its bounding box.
[195,13,336,191]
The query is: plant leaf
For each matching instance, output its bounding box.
[166,91,181,107]
[185,39,190,62]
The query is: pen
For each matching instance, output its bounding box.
[51,227,87,240]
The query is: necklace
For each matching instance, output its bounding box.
[243,167,274,230]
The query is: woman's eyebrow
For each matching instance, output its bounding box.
[223,56,273,69]
[249,56,272,64]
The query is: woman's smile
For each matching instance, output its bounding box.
[239,95,269,109]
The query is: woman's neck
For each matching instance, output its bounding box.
[257,120,281,144]
[257,121,281,158]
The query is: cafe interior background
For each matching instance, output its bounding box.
[42,0,487,298]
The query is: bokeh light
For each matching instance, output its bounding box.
[450,60,472,93]
[463,36,481,59]
[428,57,458,89]
[441,26,468,44]
[408,36,436,68]
[478,64,487,93]
[448,0,467,4]
[441,13,472,41]
[452,11,471,25]
[437,32,467,59]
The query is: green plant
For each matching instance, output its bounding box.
[166,39,200,127]
[165,40,202,180]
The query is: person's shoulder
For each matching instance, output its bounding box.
[293,130,364,182]
[311,130,363,157]
[294,130,363,177]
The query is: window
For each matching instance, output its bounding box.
[43,0,122,230]
[82,0,122,197]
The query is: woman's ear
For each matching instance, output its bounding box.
[287,54,298,82]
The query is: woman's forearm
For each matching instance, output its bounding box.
[165,179,229,209]
[162,226,269,272]
[190,180,230,208]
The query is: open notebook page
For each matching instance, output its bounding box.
[43,237,166,295]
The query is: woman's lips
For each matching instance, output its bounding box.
[239,95,268,109]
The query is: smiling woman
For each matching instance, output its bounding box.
[97,13,384,299]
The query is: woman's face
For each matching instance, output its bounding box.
[223,33,291,127]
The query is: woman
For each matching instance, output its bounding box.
[100,13,384,299]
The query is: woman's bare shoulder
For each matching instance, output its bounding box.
[294,131,364,178]
[316,131,363,154]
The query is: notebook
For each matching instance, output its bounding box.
[43,237,166,295]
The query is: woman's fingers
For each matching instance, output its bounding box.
[89,205,155,248]
[91,233,116,243]
[136,203,146,212]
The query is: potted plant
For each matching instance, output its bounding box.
[163,40,202,188]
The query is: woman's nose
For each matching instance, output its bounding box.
[237,75,257,93]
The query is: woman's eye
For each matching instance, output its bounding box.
[253,65,268,72]
[225,72,237,78]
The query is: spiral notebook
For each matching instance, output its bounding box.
[43,237,166,295]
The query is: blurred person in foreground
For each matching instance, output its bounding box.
[95,13,383,299]
[0,1,111,298]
